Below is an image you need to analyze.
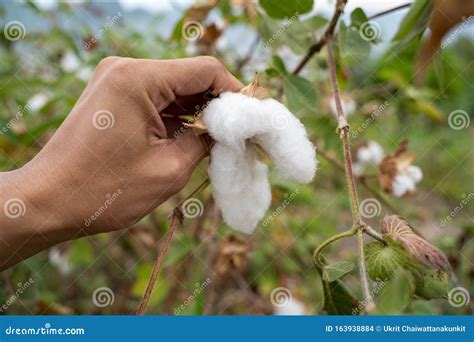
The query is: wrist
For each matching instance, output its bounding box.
[0,164,68,269]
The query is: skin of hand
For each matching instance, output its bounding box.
[0,56,243,270]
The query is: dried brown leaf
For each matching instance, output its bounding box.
[381,215,451,273]
[215,235,252,277]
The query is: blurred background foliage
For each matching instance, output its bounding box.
[0,0,472,315]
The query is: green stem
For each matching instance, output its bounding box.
[313,226,358,266]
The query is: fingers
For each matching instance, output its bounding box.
[142,56,244,109]
[170,129,211,167]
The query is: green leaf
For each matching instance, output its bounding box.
[316,264,359,315]
[338,21,371,66]
[377,268,415,314]
[271,55,287,75]
[350,8,369,29]
[283,75,316,113]
[393,0,431,42]
[259,0,313,19]
[323,259,355,282]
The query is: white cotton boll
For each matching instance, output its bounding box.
[392,174,416,197]
[273,298,306,316]
[60,51,81,72]
[367,141,384,165]
[48,247,72,276]
[357,141,384,165]
[406,165,423,183]
[27,93,50,111]
[329,95,356,117]
[76,66,93,82]
[204,92,317,183]
[203,92,317,233]
[208,144,271,234]
[352,162,364,176]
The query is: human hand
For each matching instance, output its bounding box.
[0,56,242,269]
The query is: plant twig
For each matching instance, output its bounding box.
[292,0,348,75]
[313,226,358,266]
[325,35,375,310]
[136,178,210,315]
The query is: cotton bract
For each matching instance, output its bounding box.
[203,92,317,234]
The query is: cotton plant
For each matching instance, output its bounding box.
[377,140,424,198]
[353,140,384,176]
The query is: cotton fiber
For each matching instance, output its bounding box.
[203,92,317,234]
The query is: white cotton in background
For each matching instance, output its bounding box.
[406,165,423,183]
[352,162,364,176]
[357,141,384,165]
[392,173,416,198]
[203,92,317,234]
[60,51,81,72]
[76,66,94,82]
[27,93,50,112]
[273,298,306,316]
[329,94,356,117]
[48,247,72,276]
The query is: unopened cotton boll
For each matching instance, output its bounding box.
[203,92,317,234]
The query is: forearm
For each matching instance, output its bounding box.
[0,164,77,270]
